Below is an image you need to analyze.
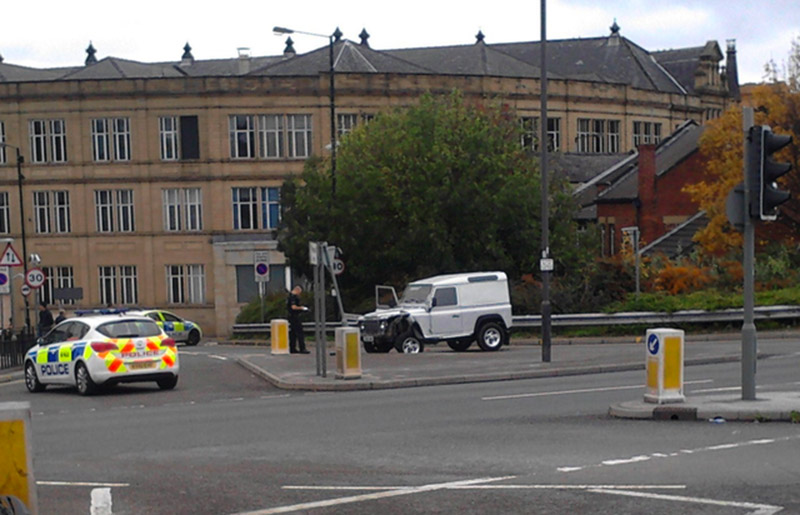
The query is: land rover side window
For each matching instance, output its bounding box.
[433,287,457,307]
[402,284,431,304]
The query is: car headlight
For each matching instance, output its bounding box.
[380,321,387,331]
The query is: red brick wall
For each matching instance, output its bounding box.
[597,146,707,254]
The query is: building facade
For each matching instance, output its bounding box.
[0,25,738,335]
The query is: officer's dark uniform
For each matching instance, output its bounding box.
[287,291,308,353]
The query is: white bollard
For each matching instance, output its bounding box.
[644,328,685,404]
[0,401,38,514]
[335,327,362,379]
[270,319,290,355]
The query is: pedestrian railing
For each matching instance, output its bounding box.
[231,305,800,336]
[0,332,36,371]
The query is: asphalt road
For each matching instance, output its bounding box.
[1,340,798,514]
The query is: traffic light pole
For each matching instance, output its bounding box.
[741,107,756,401]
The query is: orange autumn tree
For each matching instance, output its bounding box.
[685,37,800,258]
[683,105,744,257]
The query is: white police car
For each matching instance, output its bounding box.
[24,314,179,395]
[129,309,202,346]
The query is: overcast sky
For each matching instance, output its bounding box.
[1,0,797,85]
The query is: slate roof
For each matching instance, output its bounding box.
[640,211,708,257]
[578,120,703,206]
[253,40,433,76]
[493,35,687,94]
[0,31,719,97]
[652,41,723,95]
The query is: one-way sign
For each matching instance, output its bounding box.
[0,243,22,266]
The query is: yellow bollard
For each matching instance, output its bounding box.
[644,328,685,404]
[335,327,362,379]
[271,319,290,355]
[0,402,38,514]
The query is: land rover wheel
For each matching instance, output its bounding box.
[363,341,378,353]
[447,339,473,352]
[25,361,45,393]
[476,322,504,351]
[395,332,424,354]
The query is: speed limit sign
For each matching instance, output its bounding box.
[25,267,46,289]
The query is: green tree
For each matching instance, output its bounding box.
[278,91,594,310]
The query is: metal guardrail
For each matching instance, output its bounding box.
[231,305,800,335]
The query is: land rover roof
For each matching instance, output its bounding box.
[410,272,507,287]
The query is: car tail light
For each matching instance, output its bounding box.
[91,341,118,352]
[161,338,176,348]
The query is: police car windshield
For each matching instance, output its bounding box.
[97,319,162,338]
[401,284,431,304]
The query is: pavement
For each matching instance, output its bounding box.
[4,331,799,422]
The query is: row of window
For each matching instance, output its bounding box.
[0,116,668,166]
[39,264,205,306]
[0,187,280,234]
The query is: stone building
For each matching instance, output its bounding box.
[0,24,739,335]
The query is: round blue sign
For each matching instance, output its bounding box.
[256,263,269,275]
[647,333,660,355]
[0,273,7,286]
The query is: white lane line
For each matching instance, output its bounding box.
[233,476,516,515]
[691,381,800,394]
[38,481,129,487]
[558,434,800,473]
[260,394,291,400]
[590,488,783,515]
[90,487,113,515]
[483,380,713,401]
[208,354,229,361]
[285,484,687,491]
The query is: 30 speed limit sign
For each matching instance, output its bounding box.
[25,268,46,289]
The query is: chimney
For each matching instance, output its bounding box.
[237,47,251,74]
[637,144,659,243]
[726,39,741,101]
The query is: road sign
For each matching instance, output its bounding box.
[0,266,8,295]
[0,243,22,267]
[254,251,270,282]
[20,284,31,296]
[331,258,345,276]
[540,258,554,272]
[309,242,319,265]
[25,268,46,289]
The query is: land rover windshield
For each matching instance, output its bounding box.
[401,284,432,304]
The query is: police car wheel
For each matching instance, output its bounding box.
[75,363,98,396]
[186,329,200,346]
[25,361,46,393]
[157,375,178,390]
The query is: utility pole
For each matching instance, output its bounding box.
[539,0,552,362]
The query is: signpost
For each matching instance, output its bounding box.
[25,268,45,289]
[0,243,22,267]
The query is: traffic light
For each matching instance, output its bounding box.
[747,125,792,221]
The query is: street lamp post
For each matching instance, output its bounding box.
[273,26,339,199]
[0,143,31,335]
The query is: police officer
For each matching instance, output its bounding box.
[38,302,54,337]
[287,286,309,354]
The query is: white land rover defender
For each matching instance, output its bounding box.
[358,272,513,353]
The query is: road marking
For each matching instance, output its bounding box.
[558,434,800,473]
[90,487,113,515]
[208,354,229,361]
[233,476,516,514]
[38,481,129,487]
[691,381,800,394]
[285,484,687,491]
[482,380,713,401]
[260,394,291,400]
[590,488,783,514]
